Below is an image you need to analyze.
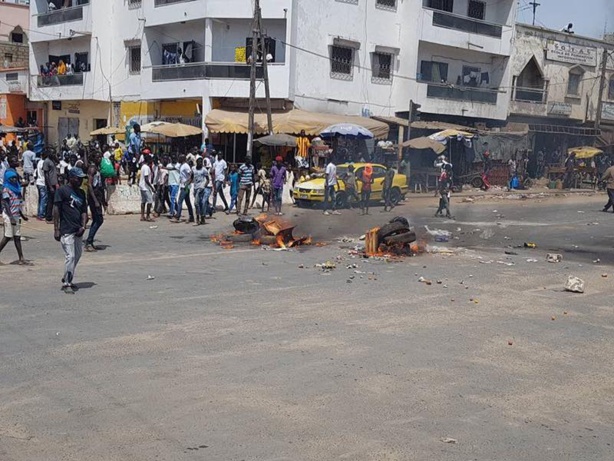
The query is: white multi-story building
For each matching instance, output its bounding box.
[28,0,518,147]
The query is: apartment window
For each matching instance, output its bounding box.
[567,68,583,96]
[330,45,354,79]
[376,0,396,10]
[4,53,13,64]
[428,0,453,12]
[10,33,24,44]
[6,73,19,82]
[128,45,141,74]
[468,0,485,20]
[372,52,393,82]
[608,76,614,100]
[128,0,142,6]
[75,52,89,72]
[419,60,449,83]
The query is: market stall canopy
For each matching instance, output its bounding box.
[401,136,446,154]
[205,109,389,139]
[147,122,202,138]
[568,146,603,159]
[411,120,476,132]
[90,127,124,136]
[429,129,475,143]
[254,133,297,147]
[320,123,374,140]
[140,121,172,133]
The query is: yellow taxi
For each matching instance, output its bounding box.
[293,163,408,208]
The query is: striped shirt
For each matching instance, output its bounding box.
[2,187,23,217]
[239,164,255,187]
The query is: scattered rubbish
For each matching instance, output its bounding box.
[497,261,515,266]
[564,311,568,315]
[524,242,537,249]
[462,198,474,203]
[298,264,304,269]
[505,251,518,255]
[547,254,562,263]
[587,222,599,226]
[593,259,601,264]
[479,260,494,264]
[577,211,585,214]
[149,225,158,229]
[565,276,585,294]
[602,274,608,278]
[426,245,460,255]
[147,275,155,280]
[551,316,556,321]
[436,280,443,285]
[337,236,355,243]
[435,235,449,243]
[425,226,452,239]
[359,234,366,241]
[526,258,539,263]
[362,218,418,257]
[492,210,498,213]
[316,261,336,271]
[418,277,433,285]
[440,438,457,444]
[507,340,514,346]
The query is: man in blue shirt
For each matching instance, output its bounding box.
[127,124,142,185]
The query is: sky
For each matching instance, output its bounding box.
[516,0,614,39]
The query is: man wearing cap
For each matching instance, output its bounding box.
[53,167,88,294]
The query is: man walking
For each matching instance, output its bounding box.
[192,157,210,225]
[166,155,180,218]
[383,165,396,212]
[44,152,59,223]
[172,154,194,223]
[139,154,155,222]
[435,164,454,219]
[237,157,255,215]
[212,153,229,213]
[127,124,142,186]
[0,156,28,265]
[85,153,106,252]
[270,156,287,216]
[601,163,614,213]
[35,152,48,220]
[323,158,340,215]
[359,164,373,216]
[54,168,88,294]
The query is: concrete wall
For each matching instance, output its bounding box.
[45,99,109,144]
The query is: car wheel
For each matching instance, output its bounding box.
[471,176,484,189]
[335,192,348,209]
[390,188,402,206]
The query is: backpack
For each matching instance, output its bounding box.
[100,157,116,178]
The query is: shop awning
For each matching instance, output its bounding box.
[205,109,390,139]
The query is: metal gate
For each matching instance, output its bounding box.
[58,117,80,142]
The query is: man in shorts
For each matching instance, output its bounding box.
[0,155,28,265]
[139,154,155,222]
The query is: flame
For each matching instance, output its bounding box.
[251,239,262,246]
[304,237,313,245]
[210,234,224,243]
[233,230,245,235]
[275,234,288,249]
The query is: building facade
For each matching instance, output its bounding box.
[508,24,614,155]
[27,0,518,146]
[0,0,31,132]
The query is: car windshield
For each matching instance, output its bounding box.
[336,166,348,176]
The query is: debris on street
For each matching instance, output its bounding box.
[440,437,458,444]
[547,253,563,263]
[362,217,418,257]
[565,276,585,294]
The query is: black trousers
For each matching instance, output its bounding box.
[604,188,614,211]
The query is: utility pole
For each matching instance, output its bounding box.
[257,5,273,135]
[529,1,540,26]
[246,0,259,159]
[595,48,609,129]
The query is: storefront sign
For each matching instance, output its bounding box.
[67,103,80,114]
[602,102,614,121]
[548,101,572,116]
[546,40,597,67]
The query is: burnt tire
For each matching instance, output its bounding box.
[377,221,410,241]
[389,216,410,228]
[390,188,402,206]
[335,192,349,209]
[384,231,417,246]
[471,176,485,189]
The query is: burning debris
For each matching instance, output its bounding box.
[211,214,312,250]
[363,217,418,257]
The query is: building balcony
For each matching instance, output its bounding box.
[151,62,265,82]
[420,7,512,56]
[512,86,547,104]
[36,73,84,87]
[37,5,84,27]
[154,0,196,6]
[30,2,92,43]
[425,82,499,104]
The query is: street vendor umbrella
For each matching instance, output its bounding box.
[90,126,124,136]
[254,133,297,147]
[147,122,202,138]
[140,121,172,133]
[429,129,475,143]
[320,123,374,140]
[567,146,603,159]
[402,136,446,154]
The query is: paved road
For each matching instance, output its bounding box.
[1,193,613,460]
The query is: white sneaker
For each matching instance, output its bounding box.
[323,211,330,215]
[332,211,341,215]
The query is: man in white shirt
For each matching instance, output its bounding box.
[323,159,340,215]
[35,154,47,220]
[212,153,229,213]
[138,154,155,222]
[171,154,194,223]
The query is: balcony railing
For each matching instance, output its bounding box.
[36,4,88,27]
[37,73,84,87]
[152,62,265,82]
[512,86,547,104]
[154,0,196,6]
[429,9,503,38]
[425,82,499,104]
